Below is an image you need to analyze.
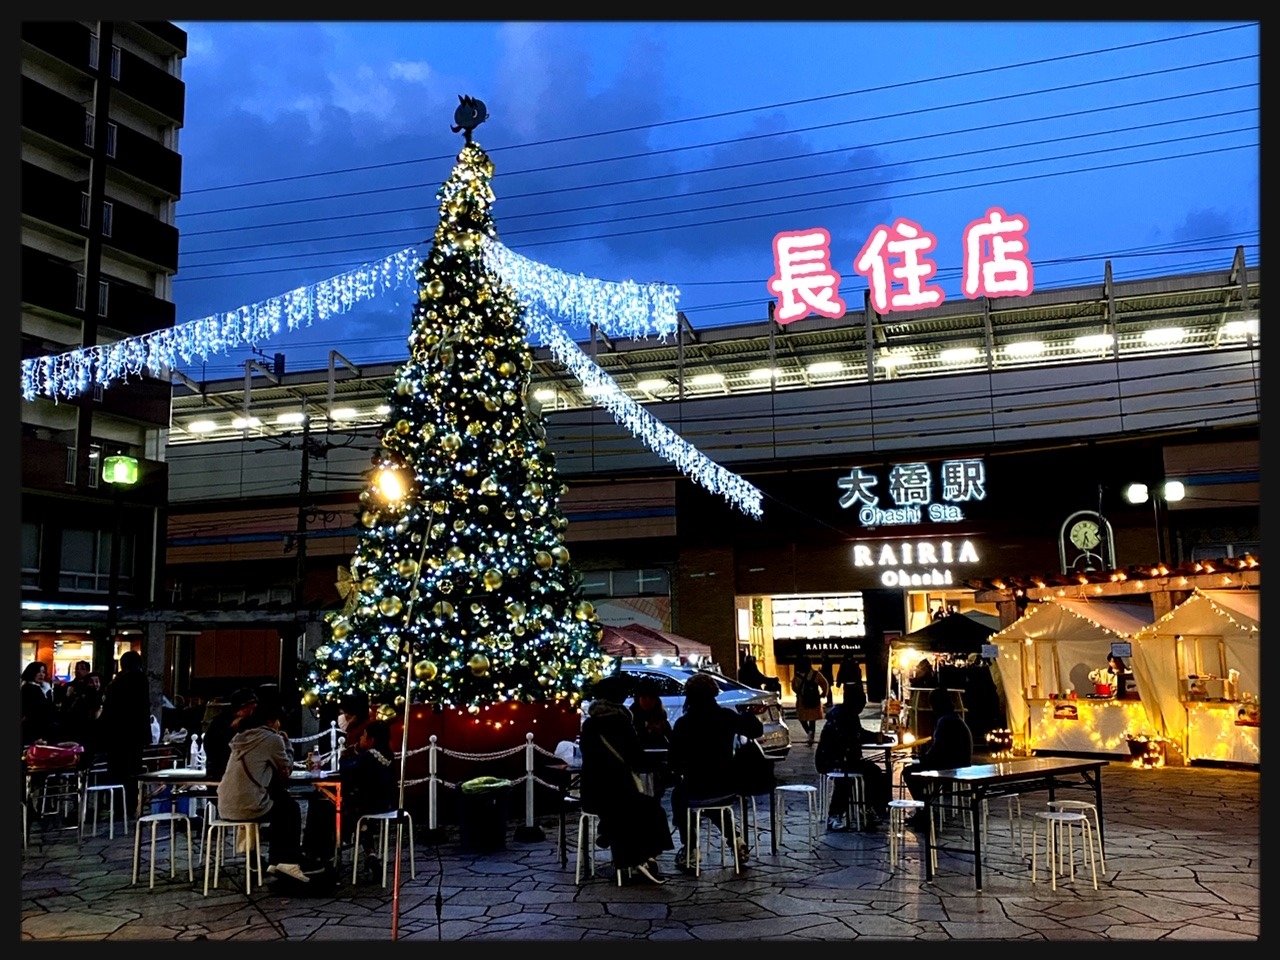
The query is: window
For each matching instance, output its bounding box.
[97,278,109,317]
[580,568,671,599]
[65,446,76,484]
[84,112,95,148]
[21,523,41,588]
[105,121,117,158]
[101,200,113,238]
[87,443,101,488]
[110,45,120,80]
[80,192,91,229]
[90,36,121,80]
[58,527,133,593]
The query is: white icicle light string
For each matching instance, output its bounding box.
[526,308,764,520]
[20,240,678,401]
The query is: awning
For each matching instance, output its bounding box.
[598,623,713,662]
[895,611,999,654]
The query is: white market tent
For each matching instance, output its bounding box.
[1130,588,1260,763]
[990,598,1156,746]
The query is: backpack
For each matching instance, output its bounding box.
[797,672,821,709]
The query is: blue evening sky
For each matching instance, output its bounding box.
[169,21,1259,382]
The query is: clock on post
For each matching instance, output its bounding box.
[1059,510,1116,573]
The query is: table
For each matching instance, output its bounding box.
[862,736,929,783]
[135,767,345,867]
[911,756,1107,890]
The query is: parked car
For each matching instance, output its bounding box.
[584,661,791,758]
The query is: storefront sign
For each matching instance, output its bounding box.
[838,459,986,527]
[1110,641,1132,658]
[851,539,981,587]
[769,207,1034,323]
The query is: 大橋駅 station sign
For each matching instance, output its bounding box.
[839,458,986,528]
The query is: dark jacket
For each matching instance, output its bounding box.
[670,700,763,800]
[919,709,974,771]
[340,747,395,818]
[59,678,102,752]
[814,703,878,773]
[203,708,246,781]
[21,680,58,746]
[579,699,645,813]
[99,667,152,753]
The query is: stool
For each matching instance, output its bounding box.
[1047,799,1104,872]
[352,810,416,887]
[738,794,767,858]
[84,783,129,839]
[981,794,1024,858]
[820,771,865,830]
[573,810,626,886]
[772,784,819,851]
[132,812,194,889]
[686,796,740,877]
[1031,811,1098,891]
[203,819,264,896]
[887,799,936,870]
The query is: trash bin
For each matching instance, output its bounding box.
[458,776,512,852]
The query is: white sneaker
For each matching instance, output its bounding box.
[267,863,310,883]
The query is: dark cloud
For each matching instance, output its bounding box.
[1171,207,1235,244]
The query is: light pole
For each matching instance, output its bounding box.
[1124,480,1185,565]
[100,455,138,674]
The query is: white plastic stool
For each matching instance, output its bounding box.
[1047,799,1104,871]
[1031,810,1098,891]
[573,810,626,885]
[887,799,936,870]
[772,784,819,851]
[820,771,865,830]
[203,818,263,896]
[686,796,740,877]
[84,783,129,839]
[352,810,416,887]
[132,812,194,889]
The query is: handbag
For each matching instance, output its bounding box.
[597,734,647,793]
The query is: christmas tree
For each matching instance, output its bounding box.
[302,124,611,716]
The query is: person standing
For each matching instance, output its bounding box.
[791,656,830,747]
[59,661,103,756]
[579,674,671,884]
[98,651,153,818]
[834,653,861,705]
[669,672,764,873]
[21,661,59,746]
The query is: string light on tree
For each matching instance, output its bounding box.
[303,132,616,712]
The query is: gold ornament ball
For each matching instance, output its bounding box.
[331,619,350,640]
[327,669,342,683]
[574,600,595,621]
[430,522,447,540]
[483,396,500,413]
[551,545,571,565]
[432,601,455,618]
[506,601,526,619]
[478,504,489,514]
[426,278,445,298]
[397,558,419,578]
[534,550,553,571]
[395,379,411,395]
[415,660,438,681]
[453,519,467,532]
[361,576,379,593]
[468,653,491,676]
[482,568,503,591]
[361,511,379,528]
[480,477,499,496]
[302,690,320,708]
[395,419,412,435]
[446,545,465,562]
[376,703,398,721]
[379,596,404,617]
[441,433,462,453]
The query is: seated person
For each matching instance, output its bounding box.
[902,686,974,828]
[306,719,397,872]
[814,681,891,830]
[217,702,310,883]
[579,674,672,885]
[202,687,259,780]
[669,672,764,872]
[630,677,673,801]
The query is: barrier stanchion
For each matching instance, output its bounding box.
[513,733,544,842]
[428,736,440,831]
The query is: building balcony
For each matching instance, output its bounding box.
[21,21,94,79]
[20,75,90,159]
[114,46,184,125]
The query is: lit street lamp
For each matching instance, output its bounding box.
[99,455,138,674]
[1124,479,1185,565]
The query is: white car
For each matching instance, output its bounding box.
[587,661,791,759]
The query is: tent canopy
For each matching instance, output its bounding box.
[598,623,713,663]
[896,611,999,653]
[991,598,1151,643]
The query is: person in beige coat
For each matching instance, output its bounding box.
[791,656,831,746]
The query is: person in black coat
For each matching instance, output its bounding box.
[98,651,153,817]
[669,672,764,872]
[202,687,260,780]
[902,685,974,827]
[21,661,59,746]
[579,674,672,885]
[59,662,103,755]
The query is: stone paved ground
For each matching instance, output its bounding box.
[19,721,1260,941]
